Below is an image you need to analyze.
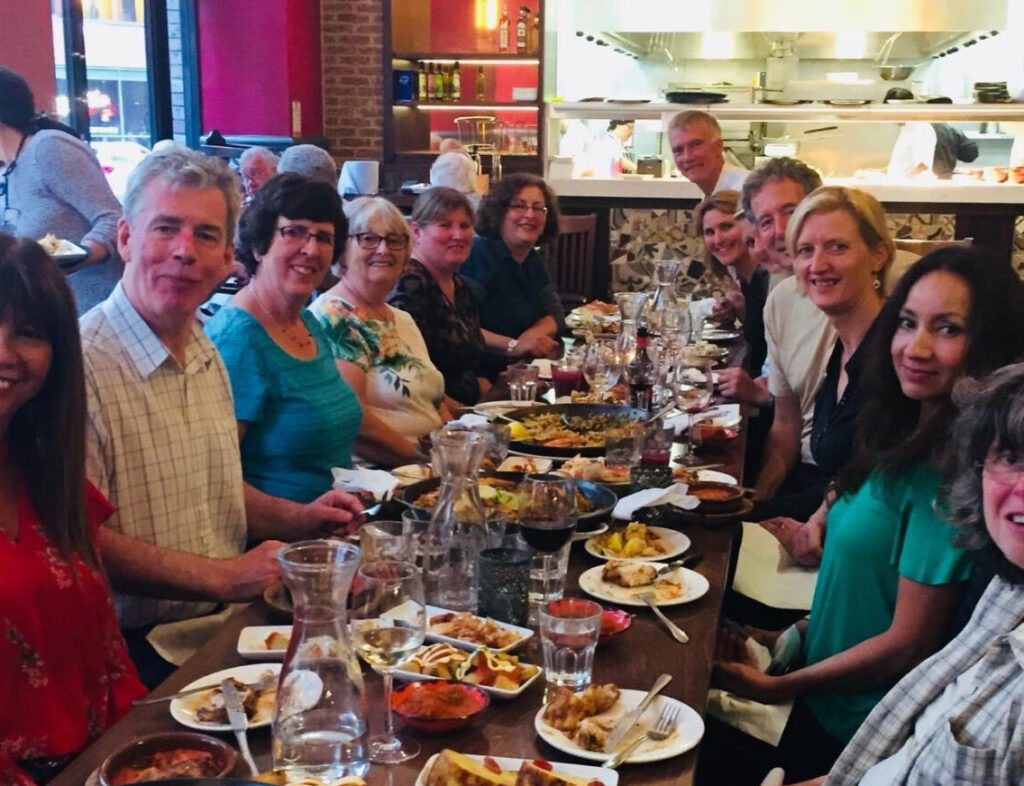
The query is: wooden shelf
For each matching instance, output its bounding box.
[393,52,540,63]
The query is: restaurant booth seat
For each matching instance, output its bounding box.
[541,212,600,308]
[886,237,974,293]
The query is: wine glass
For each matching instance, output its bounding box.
[518,474,578,612]
[582,340,623,400]
[672,357,715,466]
[349,560,426,764]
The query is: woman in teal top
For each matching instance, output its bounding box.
[709,248,1024,781]
[206,173,362,508]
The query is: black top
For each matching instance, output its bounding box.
[931,123,979,179]
[740,266,770,378]
[810,320,878,477]
[388,259,486,405]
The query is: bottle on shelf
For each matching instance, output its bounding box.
[418,62,427,101]
[475,66,486,101]
[452,62,462,102]
[530,12,540,54]
[516,6,529,54]
[435,64,445,101]
[498,6,510,52]
[426,63,435,102]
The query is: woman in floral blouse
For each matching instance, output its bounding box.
[311,197,451,467]
[0,234,145,785]
[389,187,489,406]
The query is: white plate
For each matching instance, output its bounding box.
[497,456,553,473]
[415,753,618,786]
[237,625,292,660]
[169,663,281,731]
[391,463,433,485]
[573,521,608,541]
[473,400,539,413]
[534,689,704,764]
[578,563,710,607]
[702,329,741,342]
[384,646,543,699]
[584,526,691,562]
[695,469,738,485]
[384,602,533,653]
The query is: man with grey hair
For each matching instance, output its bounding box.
[277,143,338,188]
[238,145,279,202]
[430,151,481,210]
[80,148,361,685]
[667,110,747,195]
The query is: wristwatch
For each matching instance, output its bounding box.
[506,338,519,357]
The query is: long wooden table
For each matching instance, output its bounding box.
[53,348,749,786]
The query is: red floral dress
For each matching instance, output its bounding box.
[0,460,145,782]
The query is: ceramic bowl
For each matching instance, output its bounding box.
[390,680,489,733]
[98,731,238,786]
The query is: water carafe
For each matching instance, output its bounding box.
[647,259,690,342]
[424,428,488,610]
[613,291,648,364]
[272,540,368,782]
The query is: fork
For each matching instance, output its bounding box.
[640,592,689,644]
[602,703,680,768]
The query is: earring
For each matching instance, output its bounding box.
[872,275,882,291]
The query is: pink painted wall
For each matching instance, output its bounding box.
[1,5,57,114]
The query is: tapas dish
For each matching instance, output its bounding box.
[584,523,691,561]
[578,561,710,607]
[169,663,280,731]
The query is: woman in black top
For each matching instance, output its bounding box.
[389,187,488,405]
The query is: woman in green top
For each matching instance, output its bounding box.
[709,247,1024,782]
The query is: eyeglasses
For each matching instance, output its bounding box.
[985,448,1024,486]
[350,232,409,251]
[508,201,548,215]
[276,224,335,247]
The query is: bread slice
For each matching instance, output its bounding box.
[424,749,516,786]
[514,761,595,786]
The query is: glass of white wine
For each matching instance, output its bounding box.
[349,559,426,764]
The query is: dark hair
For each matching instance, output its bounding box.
[883,87,915,103]
[835,245,1024,497]
[474,173,560,245]
[236,172,347,274]
[740,157,823,222]
[608,119,634,132]
[943,363,1024,583]
[0,232,97,572]
[0,67,81,138]
[411,186,474,226]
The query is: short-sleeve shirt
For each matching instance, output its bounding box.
[764,276,837,464]
[388,259,485,405]
[308,295,444,440]
[713,162,749,194]
[802,465,974,742]
[205,306,363,504]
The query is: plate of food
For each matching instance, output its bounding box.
[391,463,433,485]
[169,663,280,731]
[383,603,533,652]
[496,456,553,474]
[578,560,709,607]
[236,625,292,660]
[683,342,730,363]
[556,456,632,486]
[416,749,618,786]
[396,471,616,528]
[584,523,691,561]
[535,684,704,764]
[37,233,88,267]
[673,467,738,486]
[701,328,741,342]
[504,404,647,458]
[386,643,542,698]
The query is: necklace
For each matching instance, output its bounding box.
[248,282,314,350]
[336,281,392,322]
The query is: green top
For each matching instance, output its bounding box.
[802,464,973,743]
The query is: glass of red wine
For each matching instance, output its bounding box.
[518,474,578,613]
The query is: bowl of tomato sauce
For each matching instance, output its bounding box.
[391,680,489,733]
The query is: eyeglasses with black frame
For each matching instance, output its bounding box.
[276,224,336,247]
[507,200,548,215]
[985,447,1024,486]
[350,232,410,251]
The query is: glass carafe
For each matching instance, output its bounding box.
[424,429,488,610]
[614,291,648,364]
[647,259,688,340]
[272,540,368,782]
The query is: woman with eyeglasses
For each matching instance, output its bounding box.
[206,173,364,508]
[310,197,449,467]
[460,173,565,380]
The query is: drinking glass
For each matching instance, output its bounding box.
[349,560,426,764]
[539,598,603,692]
[551,354,585,398]
[359,519,415,562]
[581,340,623,399]
[508,363,540,401]
[672,357,715,466]
[518,474,577,613]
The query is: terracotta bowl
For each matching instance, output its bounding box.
[98,731,238,786]
[688,481,746,513]
[697,421,740,449]
[391,680,489,733]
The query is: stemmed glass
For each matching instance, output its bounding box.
[672,357,715,466]
[518,474,578,610]
[582,339,624,399]
[349,560,426,764]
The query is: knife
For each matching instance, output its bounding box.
[132,673,278,706]
[604,673,672,752]
[221,678,259,775]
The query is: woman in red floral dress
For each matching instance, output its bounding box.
[0,234,145,784]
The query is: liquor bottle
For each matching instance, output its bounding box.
[498,6,510,52]
[516,6,528,54]
[628,327,656,411]
[475,66,486,101]
[426,63,435,102]
[417,62,427,101]
[435,65,445,101]
[452,61,462,101]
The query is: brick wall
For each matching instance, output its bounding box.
[321,0,385,161]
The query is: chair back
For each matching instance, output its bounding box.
[887,237,974,294]
[542,213,598,308]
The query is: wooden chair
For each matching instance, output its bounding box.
[542,213,599,308]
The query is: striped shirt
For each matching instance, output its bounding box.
[81,283,247,629]
[829,574,1024,785]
